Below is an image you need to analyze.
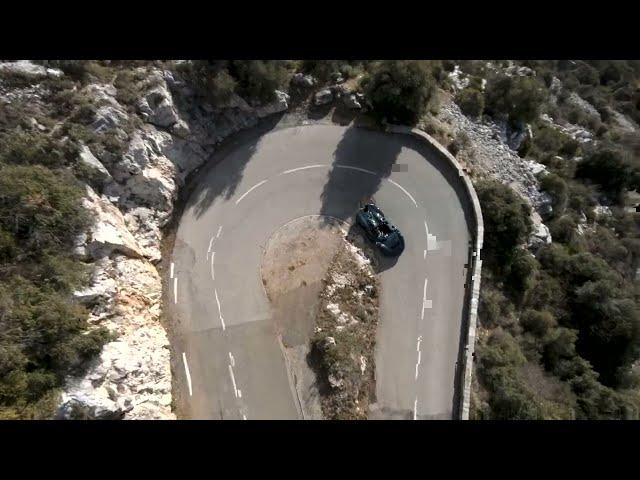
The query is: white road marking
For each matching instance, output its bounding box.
[281,164,328,175]
[228,364,238,398]
[215,288,226,331]
[216,225,223,238]
[207,236,215,256]
[236,179,268,205]
[242,414,247,420]
[170,262,174,279]
[237,389,242,399]
[421,278,428,319]
[335,165,378,176]
[415,363,420,380]
[417,336,422,352]
[210,252,215,280]
[414,398,418,420]
[387,178,418,207]
[417,350,421,365]
[423,249,427,259]
[182,353,193,396]
[424,220,429,237]
[228,352,235,367]
[173,277,178,304]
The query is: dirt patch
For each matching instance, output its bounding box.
[261,215,348,419]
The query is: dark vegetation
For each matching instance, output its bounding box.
[175,60,294,105]
[0,61,151,418]
[467,61,640,419]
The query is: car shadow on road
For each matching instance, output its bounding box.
[318,126,402,228]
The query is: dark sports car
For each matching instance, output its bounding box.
[356,204,405,256]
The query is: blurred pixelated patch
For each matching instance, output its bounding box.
[391,164,408,172]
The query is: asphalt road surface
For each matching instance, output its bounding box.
[169,123,472,420]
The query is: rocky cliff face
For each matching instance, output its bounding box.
[59,67,289,419]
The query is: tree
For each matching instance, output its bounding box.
[456,87,485,118]
[363,60,436,125]
[230,60,289,104]
[485,74,546,124]
[576,148,636,199]
[476,180,532,265]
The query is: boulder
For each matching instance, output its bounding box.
[528,212,552,248]
[291,73,316,88]
[138,81,181,128]
[255,90,289,118]
[314,88,333,106]
[343,93,361,110]
[78,144,112,184]
[81,185,143,259]
[0,60,63,78]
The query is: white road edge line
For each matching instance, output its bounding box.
[170,262,174,279]
[236,179,268,205]
[423,249,427,259]
[280,164,328,175]
[174,277,178,304]
[387,178,418,207]
[207,236,215,256]
[215,288,226,331]
[210,252,215,281]
[237,389,242,399]
[216,225,223,238]
[417,350,421,365]
[242,414,247,420]
[424,220,429,237]
[415,363,420,380]
[228,364,238,398]
[182,353,193,396]
[228,352,235,367]
[414,398,418,420]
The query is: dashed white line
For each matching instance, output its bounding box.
[170,262,174,279]
[237,389,242,399]
[216,225,223,239]
[236,179,268,205]
[228,352,235,367]
[280,164,328,175]
[210,252,215,280]
[417,350,421,365]
[228,364,238,398]
[421,277,428,319]
[215,288,226,331]
[173,276,178,304]
[423,249,427,259]
[182,352,193,396]
[387,178,418,207]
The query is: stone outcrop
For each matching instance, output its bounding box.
[58,66,292,419]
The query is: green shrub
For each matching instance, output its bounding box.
[362,60,436,125]
[230,60,289,104]
[576,148,637,199]
[476,180,532,265]
[540,173,569,217]
[485,74,547,124]
[506,250,539,299]
[521,309,557,337]
[456,87,485,118]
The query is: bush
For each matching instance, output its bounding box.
[230,60,289,104]
[485,74,547,124]
[576,148,637,199]
[476,180,532,265]
[521,309,557,337]
[506,249,539,299]
[363,60,436,125]
[456,87,484,118]
[540,173,569,217]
